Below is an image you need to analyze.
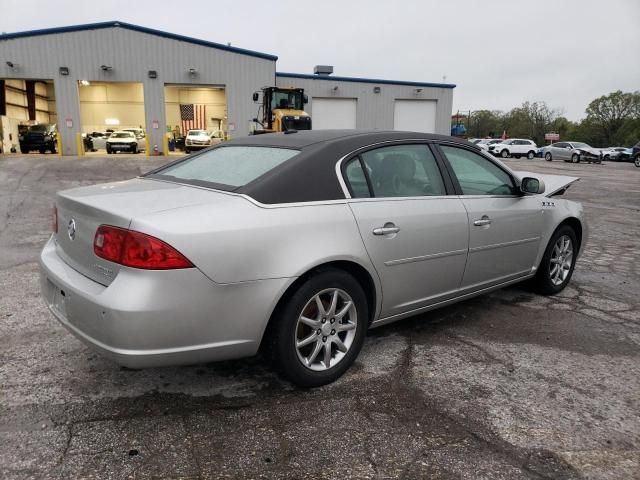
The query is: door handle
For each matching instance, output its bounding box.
[473,216,492,226]
[373,223,400,235]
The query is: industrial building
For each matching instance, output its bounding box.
[0,21,455,156]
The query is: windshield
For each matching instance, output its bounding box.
[271,90,304,110]
[112,132,134,138]
[154,146,299,188]
[188,130,207,136]
[572,142,590,148]
[29,125,49,132]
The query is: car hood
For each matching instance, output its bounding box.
[514,171,580,197]
[107,137,136,142]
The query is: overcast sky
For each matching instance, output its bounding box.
[2,0,638,120]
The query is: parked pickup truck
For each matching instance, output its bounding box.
[19,124,57,154]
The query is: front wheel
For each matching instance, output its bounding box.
[545,152,552,162]
[533,225,578,295]
[571,153,580,163]
[500,149,509,158]
[527,151,535,159]
[268,269,368,387]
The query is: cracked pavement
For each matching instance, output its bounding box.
[1,153,639,479]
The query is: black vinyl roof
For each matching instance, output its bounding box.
[234,131,475,204]
[149,130,474,204]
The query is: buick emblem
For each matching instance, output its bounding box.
[67,219,77,240]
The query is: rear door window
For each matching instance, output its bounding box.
[349,144,446,198]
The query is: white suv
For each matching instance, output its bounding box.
[488,139,538,159]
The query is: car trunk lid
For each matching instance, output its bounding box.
[54,178,232,285]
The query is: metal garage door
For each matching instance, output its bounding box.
[394,100,437,133]
[311,98,357,130]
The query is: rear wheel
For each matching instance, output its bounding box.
[545,152,552,162]
[500,149,509,158]
[533,225,577,295]
[571,153,580,163]
[185,148,191,154]
[635,156,640,168]
[527,151,535,159]
[268,269,368,387]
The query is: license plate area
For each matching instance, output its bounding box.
[47,278,68,318]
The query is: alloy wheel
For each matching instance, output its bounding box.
[295,288,357,371]
[549,235,573,286]
[545,153,552,161]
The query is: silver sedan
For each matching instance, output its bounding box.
[40,131,587,387]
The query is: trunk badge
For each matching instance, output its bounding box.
[67,219,77,240]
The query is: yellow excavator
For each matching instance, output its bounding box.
[251,87,311,134]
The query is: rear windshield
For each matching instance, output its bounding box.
[152,146,299,188]
[112,132,134,138]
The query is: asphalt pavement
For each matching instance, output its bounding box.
[0,153,638,479]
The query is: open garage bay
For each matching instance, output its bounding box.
[0,154,638,479]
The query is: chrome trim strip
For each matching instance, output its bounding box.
[468,236,540,253]
[384,248,467,266]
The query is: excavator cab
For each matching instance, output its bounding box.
[252,87,311,134]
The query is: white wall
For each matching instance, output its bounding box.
[79,82,145,133]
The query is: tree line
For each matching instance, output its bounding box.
[463,90,640,147]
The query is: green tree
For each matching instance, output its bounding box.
[585,90,640,145]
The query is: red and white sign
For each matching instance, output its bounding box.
[545,132,560,141]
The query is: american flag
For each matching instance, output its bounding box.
[180,104,207,134]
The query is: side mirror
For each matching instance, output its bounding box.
[520,176,545,195]
[303,94,309,104]
[252,92,259,102]
[252,118,259,123]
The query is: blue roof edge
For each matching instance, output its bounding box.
[0,21,278,61]
[276,72,456,89]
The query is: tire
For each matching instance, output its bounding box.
[267,269,368,387]
[106,145,112,154]
[527,151,535,159]
[20,147,29,154]
[185,148,190,154]
[533,225,578,295]
[571,153,580,163]
[635,156,640,168]
[132,143,138,154]
[545,152,552,162]
[500,149,509,158]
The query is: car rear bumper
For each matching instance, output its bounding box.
[39,236,290,368]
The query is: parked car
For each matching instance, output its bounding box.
[105,131,140,154]
[476,138,503,152]
[88,132,111,151]
[19,124,57,154]
[488,139,538,159]
[632,141,640,167]
[184,129,212,153]
[210,130,225,144]
[121,128,146,152]
[600,147,629,161]
[40,131,586,387]
[543,142,602,163]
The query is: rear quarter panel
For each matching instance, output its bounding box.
[129,196,378,286]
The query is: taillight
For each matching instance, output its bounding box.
[94,225,193,270]
[52,205,58,233]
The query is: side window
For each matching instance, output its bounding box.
[358,144,446,198]
[344,158,371,198]
[440,146,517,196]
